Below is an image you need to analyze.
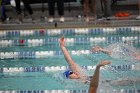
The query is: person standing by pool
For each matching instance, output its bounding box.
[95,0,112,20]
[59,37,111,93]
[81,0,112,22]
[81,0,95,22]
[82,0,88,22]
[48,0,65,23]
[136,0,140,20]
[14,0,34,23]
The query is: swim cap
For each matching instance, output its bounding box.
[63,70,73,78]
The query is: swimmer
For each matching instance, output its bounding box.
[136,0,140,20]
[91,44,140,60]
[59,37,111,93]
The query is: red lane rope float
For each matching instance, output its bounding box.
[39,29,45,35]
[19,39,25,46]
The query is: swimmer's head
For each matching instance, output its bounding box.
[63,70,80,79]
[90,46,102,53]
[63,70,73,78]
[69,71,73,75]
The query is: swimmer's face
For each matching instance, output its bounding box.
[91,47,96,53]
[91,46,101,53]
[69,72,80,79]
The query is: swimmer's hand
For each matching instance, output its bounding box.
[59,36,65,46]
[97,60,111,67]
[91,46,112,55]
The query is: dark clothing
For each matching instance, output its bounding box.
[81,0,112,18]
[89,0,112,18]
[48,0,64,16]
[100,0,112,17]
[15,0,33,15]
[81,0,112,19]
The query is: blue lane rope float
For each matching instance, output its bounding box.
[0,36,139,47]
[0,50,90,59]
[0,89,139,93]
[0,27,140,38]
[0,64,138,73]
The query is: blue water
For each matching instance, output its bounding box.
[0,27,140,91]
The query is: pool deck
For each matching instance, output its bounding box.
[1,1,140,30]
[0,15,140,30]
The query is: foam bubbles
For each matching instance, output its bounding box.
[106,43,139,62]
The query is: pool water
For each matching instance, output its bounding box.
[0,27,140,92]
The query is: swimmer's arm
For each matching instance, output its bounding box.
[91,46,111,55]
[59,37,80,74]
[88,65,100,93]
[60,43,79,72]
[88,87,97,93]
[100,48,112,55]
